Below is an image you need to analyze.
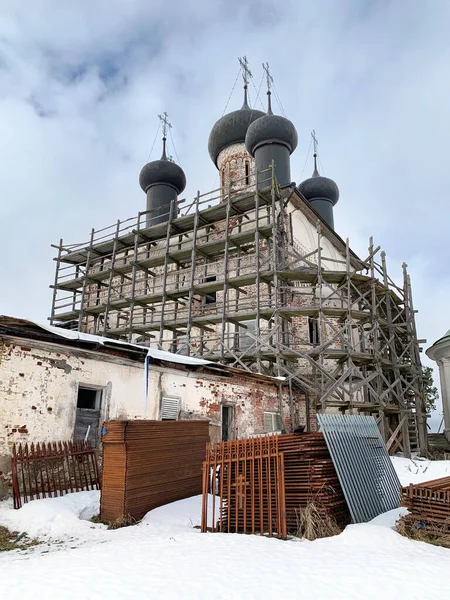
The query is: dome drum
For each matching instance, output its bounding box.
[254,143,292,188]
[245,99,298,188]
[145,184,178,226]
[139,137,187,227]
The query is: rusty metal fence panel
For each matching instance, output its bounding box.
[11,441,101,509]
[201,433,350,539]
[201,434,287,539]
[100,420,210,522]
[317,414,401,523]
[401,476,450,530]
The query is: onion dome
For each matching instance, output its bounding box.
[245,92,298,156]
[139,138,186,194]
[208,87,265,166]
[298,154,339,206]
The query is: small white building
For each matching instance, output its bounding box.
[0,316,312,497]
[427,329,450,442]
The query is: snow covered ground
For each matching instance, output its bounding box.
[0,456,449,600]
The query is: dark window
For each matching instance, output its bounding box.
[308,317,320,345]
[204,275,216,304]
[245,161,250,185]
[77,388,98,409]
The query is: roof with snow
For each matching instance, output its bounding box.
[0,315,285,384]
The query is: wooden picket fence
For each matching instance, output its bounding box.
[11,441,101,509]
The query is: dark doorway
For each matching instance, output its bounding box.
[222,406,234,442]
[308,317,319,345]
[74,386,102,446]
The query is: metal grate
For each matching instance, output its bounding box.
[317,414,401,523]
[161,397,180,420]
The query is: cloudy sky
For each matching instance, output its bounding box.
[0,0,448,428]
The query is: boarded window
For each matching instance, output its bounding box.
[238,320,257,351]
[174,333,188,356]
[263,412,282,433]
[161,397,180,420]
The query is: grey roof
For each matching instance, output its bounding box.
[139,143,186,194]
[245,102,298,156]
[298,157,339,206]
[208,92,264,166]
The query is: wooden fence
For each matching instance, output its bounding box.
[11,441,101,509]
[100,420,210,522]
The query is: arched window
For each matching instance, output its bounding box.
[245,161,250,185]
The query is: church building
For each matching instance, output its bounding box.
[49,59,427,456]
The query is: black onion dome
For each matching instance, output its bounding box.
[298,158,339,206]
[245,109,298,156]
[208,96,265,166]
[139,146,186,194]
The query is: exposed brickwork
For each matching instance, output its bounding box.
[217,142,256,199]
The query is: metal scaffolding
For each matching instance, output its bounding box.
[50,165,427,455]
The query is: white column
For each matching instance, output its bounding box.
[437,357,450,441]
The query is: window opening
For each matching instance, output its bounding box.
[308,317,320,345]
[204,275,216,305]
[77,388,98,410]
[245,161,250,185]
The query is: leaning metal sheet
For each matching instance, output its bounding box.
[316,414,401,523]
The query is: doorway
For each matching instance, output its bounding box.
[221,405,234,442]
[74,386,103,446]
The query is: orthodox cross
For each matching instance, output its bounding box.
[158,111,172,139]
[311,130,319,155]
[262,62,273,92]
[238,56,253,87]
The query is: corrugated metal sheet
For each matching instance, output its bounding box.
[317,414,401,523]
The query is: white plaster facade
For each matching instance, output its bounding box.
[427,330,450,441]
[0,337,147,457]
[0,321,312,496]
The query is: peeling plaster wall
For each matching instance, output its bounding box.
[0,336,313,496]
[147,367,314,443]
[0,338,147,494]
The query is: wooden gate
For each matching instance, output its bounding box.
[201,435,287,539]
